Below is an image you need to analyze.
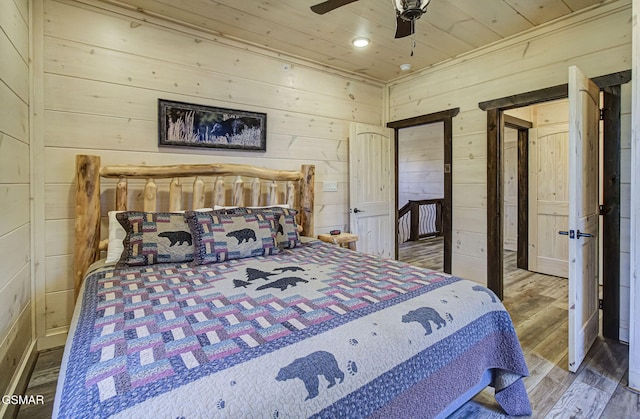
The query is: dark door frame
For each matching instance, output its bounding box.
[503,115,533,271]
[479,70,630,340]
[387,108,459,274]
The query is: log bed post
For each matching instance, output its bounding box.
[192,177,205,209]
[300,165,315,236]
[169,178,182,212]
[251,178,261,207]
[74,155,101,301]
[214,177,225,206]
[144,178,157,212]
[116,177,127,211]
[267,181,278,206]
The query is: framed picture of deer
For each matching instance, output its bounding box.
[158,99,267,151]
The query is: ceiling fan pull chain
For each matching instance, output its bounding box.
[410,21,416,56]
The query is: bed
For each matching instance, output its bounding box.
[53,155,531,418]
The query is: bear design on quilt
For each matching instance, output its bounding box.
[273,266,305,273]
[245,268,275,281]
[157,231,192,246]
[276,351,345,400]
[226,228,257,244]
[233,279,251,288]
[402,307,447,335]
[256,277,308,291]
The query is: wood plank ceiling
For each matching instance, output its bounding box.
[103,0,607,82]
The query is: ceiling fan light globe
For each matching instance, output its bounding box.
[393,0,430,21]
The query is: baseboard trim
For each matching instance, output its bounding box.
[37,330,68,352]
[0,340,38,419]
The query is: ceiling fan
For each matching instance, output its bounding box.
[310,0,431,39]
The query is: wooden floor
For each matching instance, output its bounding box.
[15,239,640,418]
[399,235,444,272]
[16,347,63,419]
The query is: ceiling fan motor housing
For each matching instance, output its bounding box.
[394,0,430,21]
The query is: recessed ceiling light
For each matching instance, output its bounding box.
[352,37,370,48]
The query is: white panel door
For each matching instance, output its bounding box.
[567,65,600,372]
[349,123,394,258]
[528,125,570,278]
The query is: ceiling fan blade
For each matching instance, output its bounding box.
[394,15,414,39]
[310,0,360,15]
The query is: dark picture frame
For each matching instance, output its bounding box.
[158,99,267,151]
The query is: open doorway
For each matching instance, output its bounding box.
[500,102,572,363]
[397,122,445,271]
[387,108,459,274]
[505,100,571,279]
[503,115,532,271]
[480,70,630,341]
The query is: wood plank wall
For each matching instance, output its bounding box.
[388,1,632,337]
[33,0,384,346]
[397,122,444,208]
[0,0,33,400]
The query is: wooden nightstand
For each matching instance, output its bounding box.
[317,232,359,251]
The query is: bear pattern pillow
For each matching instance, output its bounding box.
[116,211,194,267]
[215,206,301,249]
[186,211,279,265]
[272,207,300,249]
[106,208,213,264]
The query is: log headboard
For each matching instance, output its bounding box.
[74,154,315,299]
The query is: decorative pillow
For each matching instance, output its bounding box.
[272,208,301,249]
[116,211,195,267]
[216,206,301,249]
[106,208,212,263]
[186,211,279,265]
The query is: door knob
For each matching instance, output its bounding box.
[353,208,365,213]
[558,230,575,239]
[558,230,593,239]
[577,230,594,238]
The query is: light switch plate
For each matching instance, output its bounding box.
[323,181,338,192]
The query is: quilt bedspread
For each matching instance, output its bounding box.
[54,241,531,418]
